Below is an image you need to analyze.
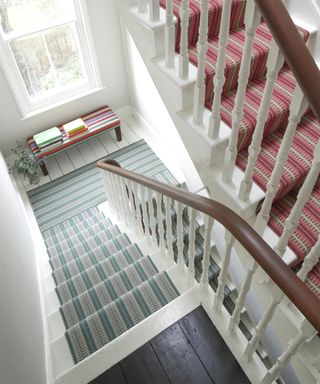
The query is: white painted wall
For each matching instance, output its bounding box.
[0,0,130,157]
[0,154,46,384]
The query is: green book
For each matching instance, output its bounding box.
[34,127,62,147]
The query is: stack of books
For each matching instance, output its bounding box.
[62,118,88,138]
[34,127,63,152]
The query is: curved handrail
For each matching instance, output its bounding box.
[97,159,320,332]
[254,0,320,120]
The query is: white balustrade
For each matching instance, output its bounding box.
[200,215,214,293]
[138,0,148,13]
[178,0,190,79]
[208,0,232,139]
[223,1,261,183]
[147,188,158,246]
[110,172,123,220]
[297,236,320,282]
[229,261,258,334]
[187,206,197,285]
[101,170,115,214]
[239,41,284,200]
[156,192,166,254]
[193,0,209,125]
[140,185,153,242]
[255,86,308,234]
[165,0,175,68]
[274,139,320,257]
[213,232,235,311]
[133,181,145,236]
[164,195,175,261]
[149,0,160,21]
[117,176,131,227]
[175,200,185,268]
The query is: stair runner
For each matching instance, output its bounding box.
[160,0,320,297]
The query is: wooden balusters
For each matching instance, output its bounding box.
[213,232,235,311]
[156,192,166,254]
[238,41,284,200]
[187,207,197,285]
[297,236,320,282]
[255,86,308,234]
[200,215,214,293]
[193,0,209,125]
[223,1,261,183]
[175,200,185,268]
[164,195,175,261]
[179,0,190,79]
[273,139,320,257]
[149,0,160,22]
[165,0,175,68]
[208,0,232,139]
[138,0,148,13]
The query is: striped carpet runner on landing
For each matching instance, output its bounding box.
[160,1,319,296]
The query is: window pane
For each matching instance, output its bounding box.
[0,0,75,35]
[10,25,86,98]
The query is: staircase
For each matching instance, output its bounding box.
[115,0,320,383]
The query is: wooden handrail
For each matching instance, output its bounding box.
[254,0,320,120]
[97,159,320,332]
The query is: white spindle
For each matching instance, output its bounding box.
[109,173,122,220]
[156,192,166,254]
[115,175,129,226]
[127,180,141,235]
[255,86,308,234]
[244,285,284,360]
[178,0,190,79]
[149,0,160,21]
[147,188,158,246]
[164,195,175,261]
[193,0,209,125]
[140,185,152,242]
[187,206,197,285]
[101,171,115,214]
[213,232,235,311]
[207,0,232,139]
[165,0,175,68]
[138,0,148,13]
[239,41,284,200]
[175,200,185,268]
[228,261,258,334]
[297,236,320,282]
[223,1,261,183]
[262,321,316,384]
[200,215,214,293]
[274,139,320,257]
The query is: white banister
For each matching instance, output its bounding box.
[115,174,128,223]
[140,184,152,242]
[297,236,320,282]
[273,139,320,257]
[138,0,148,13]
[118,176,131,227]
[178,0,190,79]
[132,181,145,236]
[175,200,185,269]
[207,0,232,139]
[213,232,235,311]
[223,1,261,183]
[165,0,175,68]
[149,0,160,22]
[187,207,196,285]
[156,192,166,254]
[200,215,214,293]
[147,188,158,246]
[110,172,122,220]
[164,195,175,261]
[255,86,308,234]
[238,41,284,200]
[193,0,209,125]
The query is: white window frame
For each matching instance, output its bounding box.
[0,0,102,117]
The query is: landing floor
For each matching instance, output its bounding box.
[90,306,250,384]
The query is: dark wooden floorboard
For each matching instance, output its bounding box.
[180,307,251,384]
[151,322,214,384]
[120,343,170,384]
[90,306,250,384]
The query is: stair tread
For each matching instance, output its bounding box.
[60,255,159,328]
[55,244,146,303]
[52,233,132,285]
[65,271,180,364]
[48,224,121,262]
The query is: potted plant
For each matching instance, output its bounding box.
[9,142,45,186]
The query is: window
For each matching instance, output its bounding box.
[0,0,101,116]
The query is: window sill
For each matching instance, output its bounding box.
[20,86,106,121]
